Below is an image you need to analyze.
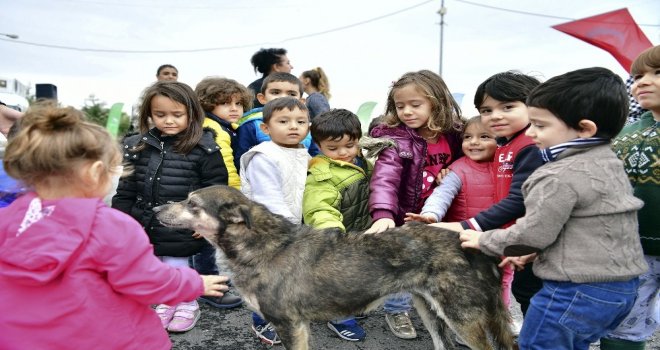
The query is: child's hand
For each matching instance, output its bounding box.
[192,231,203,239]
[404,213,437,224]
[365,218,395,234]
[459,229,481,250]
[498,253,537,271]
[429,222,463,231]
[201,275,230,297]
[435,168,451,185]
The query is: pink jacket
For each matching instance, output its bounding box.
[0,192,204,350]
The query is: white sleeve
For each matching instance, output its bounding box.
[244,153,296,221]
[420,171,462,221]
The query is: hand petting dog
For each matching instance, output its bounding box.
[458,229,482,250]
[201,275,230,297]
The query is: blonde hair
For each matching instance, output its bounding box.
[383,70,462,135]
[3,101,121,187]
[301,67,331,99]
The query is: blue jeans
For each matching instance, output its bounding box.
[190,241,218,275]
[519,279,639,350]
[383,292,412,314]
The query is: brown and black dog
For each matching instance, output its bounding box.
[155,185,515,350]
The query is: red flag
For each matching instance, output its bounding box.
[552,8,653,72]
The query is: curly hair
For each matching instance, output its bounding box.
[195,77,253,113]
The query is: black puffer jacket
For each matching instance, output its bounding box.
[112,128,228,256]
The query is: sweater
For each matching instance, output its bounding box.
[479,144,647,283]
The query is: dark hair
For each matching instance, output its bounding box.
[310,109,361,144]
[138,81,205,154]
[261,72,304,96]
[631,45,660,76]
[474,71,541,108]
[526,67,628,140]
[251,48,287,75]
[195,77,253,112]
[301,67,331,99]
[156,64,177,76]
[383,70,463,134]
[262,97,308,124]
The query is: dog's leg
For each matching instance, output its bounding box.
[412,294,447,350]
[487,296,516,350]
[272,320,310,350]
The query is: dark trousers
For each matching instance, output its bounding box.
[189,240,218,275]
[512,262,544,316]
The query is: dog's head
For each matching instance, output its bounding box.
[154,185,252,244]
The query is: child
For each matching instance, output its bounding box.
[0,101,227,349]
[460,67,648,350]
[302,108,371,342]
[405,115,496,224]
[192,76,251,309]
[435,71,544,323]
[602,45,660,350]
[195,76,252,189]
[365,70,464,339]
[237,72,315,160]
[300,67,331,120]
[112,81,229,332]
[240,97,312,345]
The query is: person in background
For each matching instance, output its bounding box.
[601,45,660,350]
[112,81,229,333]
[247,48,292,108]
[300,67,331,121]
[364,70,464,340]
[156,64,178,82]
[0,101,228,349]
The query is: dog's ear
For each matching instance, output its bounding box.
[222,204,252,229]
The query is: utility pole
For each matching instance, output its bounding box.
[437,0,447,76]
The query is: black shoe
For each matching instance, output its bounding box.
[198,292,243,309]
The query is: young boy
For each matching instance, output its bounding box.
[239,97,311,345]
[195,77,252,190]
[436,71,544,321]
[236,72,314,161]
[460,67,648,350]
[302,109,372,342]
[601,45,660,350]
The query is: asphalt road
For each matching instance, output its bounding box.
[169,297,659,349]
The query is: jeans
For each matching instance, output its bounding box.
[190,241,218,275]
[519,278,639,350]
[383,292,412,314]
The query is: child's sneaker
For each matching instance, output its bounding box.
[327,319,366,341]
[155,304,176,328]
[251,321,281,345]
[385,312,417,339]
[167,301,201,333]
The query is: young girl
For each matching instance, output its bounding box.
[0,101,227,349]
[300,67,331,120]
[112,81,229,332]
[365,70,464,339]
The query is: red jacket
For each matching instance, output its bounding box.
[443,157,495,222]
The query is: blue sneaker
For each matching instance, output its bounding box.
[327,319,366,341]
[251,321,281,345]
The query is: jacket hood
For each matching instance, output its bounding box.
[0,192,101,286]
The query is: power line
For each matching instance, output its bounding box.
[455,0,659,27]
[0,0,434,54]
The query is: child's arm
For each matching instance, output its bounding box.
[302,177,344,231]
[245,153,297,222]
[236,122,258,162]
[406,171,461,223]
[199,150,229,187]
[215,130,240,189]
[461,146,543,231]
[366,145,403,233]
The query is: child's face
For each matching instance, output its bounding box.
[526,107,579,149]
[211,94,244,124]
[257,81,301,104]
[462,121,497,162]
[318,135,359,164]
[478,95,529,139]
[632,67,660,113]
[260,107,309,148]
[393,84,432,130]
[157,67,178,81]
[150,95,189,136]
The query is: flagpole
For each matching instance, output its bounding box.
[438,0,447,77]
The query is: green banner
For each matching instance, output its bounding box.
[106,103,124,137]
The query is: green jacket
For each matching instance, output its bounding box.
[612,111,659,256]
[303,155,373,232]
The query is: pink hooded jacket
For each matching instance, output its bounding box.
[0,192,204,350]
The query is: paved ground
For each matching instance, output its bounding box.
[170,296,659,349]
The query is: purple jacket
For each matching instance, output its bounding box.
[369,124,463,226]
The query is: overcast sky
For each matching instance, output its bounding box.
[1,0,658,117]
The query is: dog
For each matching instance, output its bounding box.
[155,185,515,350]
